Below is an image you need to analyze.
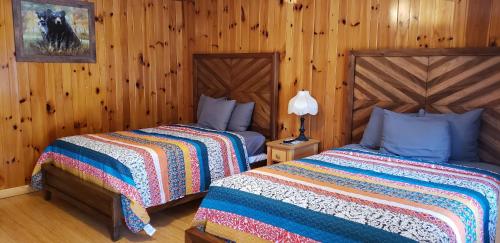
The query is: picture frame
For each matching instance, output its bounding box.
[12,0,96,63]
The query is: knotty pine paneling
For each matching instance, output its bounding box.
[186,0,500,152]
[1,0,500,190]
[0,0,191,189]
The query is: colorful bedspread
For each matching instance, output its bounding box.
[31,125,248,234]
[193,147,500,243]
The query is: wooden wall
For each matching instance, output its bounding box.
[186,0,500,151]
[1,0,500,190]
[0,0,190,189]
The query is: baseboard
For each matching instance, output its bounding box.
[0,185,35,199]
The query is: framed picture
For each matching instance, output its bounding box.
[12,0,96,63]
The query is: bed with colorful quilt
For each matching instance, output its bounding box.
[189,146,500,243]
[32,124,249,239]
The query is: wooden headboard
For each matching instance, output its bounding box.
[193,53,279,140]
[345,48,500,165]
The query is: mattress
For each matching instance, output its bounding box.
[193,145,500,242]
[232,131,266,156]
[189,123,266,157]
[346,144,500,175]
[450,161,500,175]
[248,153,267,164]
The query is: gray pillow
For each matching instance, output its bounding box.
[424,109,483,161]
[197,97,236,130]
[197,94,225,120]
[227,102,255,132]
[360,106,385,148]
[360,106,424,148]
[380,110,451,163]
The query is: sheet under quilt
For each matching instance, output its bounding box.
[193,147,500,243]
[31,124,249,234]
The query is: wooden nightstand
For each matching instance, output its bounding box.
[266,138,320,165]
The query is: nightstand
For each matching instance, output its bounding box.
[266,138,320,165]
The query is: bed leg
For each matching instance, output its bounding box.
[110,225,120,241]
[110,195,122,241]
[43,189,52,201]
[185,228,194,243]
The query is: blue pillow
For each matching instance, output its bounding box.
[198,97,236,130]
[424,109,483,161]
[360,106,384,148]
[227,102,255,132]
[360,106,424,148]
[381,110,451,163]
[197,94,226,120]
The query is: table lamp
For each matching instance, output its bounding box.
[287,90,318,141]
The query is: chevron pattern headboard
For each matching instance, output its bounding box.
[193,53,279,140]
[346,48,500,165]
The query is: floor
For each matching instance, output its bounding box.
[0,192,201,243]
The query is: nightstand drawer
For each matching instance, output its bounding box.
[271,149,287,162]
[294,146,317,159]
[266,138,320,166]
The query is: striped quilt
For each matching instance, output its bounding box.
[193,147,500,243]
[31,125,248,234]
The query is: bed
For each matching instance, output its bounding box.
[186,48,500,242]
[32,52,279,241]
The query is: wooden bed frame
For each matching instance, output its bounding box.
[185,47,500,242]
[41,52,279,241]
[193,52,280,140]
[344,47,500,166]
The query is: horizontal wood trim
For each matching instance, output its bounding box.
[0,185,34,199]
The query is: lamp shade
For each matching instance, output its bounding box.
[288,90,318,116]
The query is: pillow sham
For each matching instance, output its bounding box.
[197,94,226,120]
[360,106,384,148]
[381,110,451,163]
[360,106,424,149]
[198,97,236,130]
[423,109,483,161]
[227,102,255,132]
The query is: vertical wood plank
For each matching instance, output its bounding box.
[1,0,22,187]
[240,0,250,51]
[396,0,411,48]
[408,0,420,48]
[248,0,260,52]
[452,0,468,47]
[465,0,492,47]
[431,0,454,48]
[169,0,179,122]
[489,0,500,47]
[377,0,398,48]
[310,0,329,148]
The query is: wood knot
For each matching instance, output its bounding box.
[94,15,104,24]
